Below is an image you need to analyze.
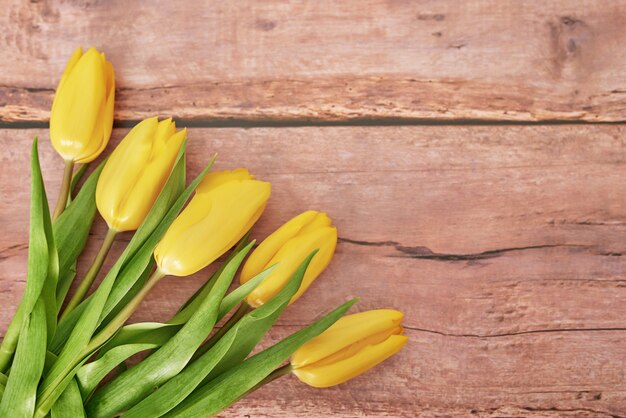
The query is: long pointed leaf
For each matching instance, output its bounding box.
[35,153,211,418]
[86,242,254,417]
[76,342,159,399]
[204,252,316,382]
[54,161,105,307]
[123,254,313,417]
[50,147,191,352]
[76,264,273,397]
[51,378,85,418]
[171,234,251,320]
[166,298,358,418]
[0,298,47,418]
[0,138,52,372]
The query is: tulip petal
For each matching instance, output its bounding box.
[53,49,106,158]
[96,118,158,230]
[53,48,83,103]
[298,212,332,234]
[155,179,271,276]
[195,169,253,194]
[240,210,319,283]
[97,119,185,231]
[77,59,115,164]
[291,309,403,368]
[292,334,407,388]
[245,226,337,307]
[50,47,113,163]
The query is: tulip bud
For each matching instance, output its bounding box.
[154,169,271,277]
[50,47,115,163]
[240,210,337,307]
[95,117,186,232]
[291,309,407,388]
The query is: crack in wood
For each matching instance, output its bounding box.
[520,405,621,417]
[0,243,28,260]
[338,238,593,261]
[210,324,626,339]
[402,325,626,339]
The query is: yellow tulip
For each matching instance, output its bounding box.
[96,117,186,232]
[58,117,187,319]
[154,169,271,277]
[50,47,115,164]
[240,210,337,307]
[291,309,407,388]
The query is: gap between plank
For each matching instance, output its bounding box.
[2,119,626,129]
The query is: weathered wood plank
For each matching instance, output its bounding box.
[0,126,624,416]
[2,0,626,123]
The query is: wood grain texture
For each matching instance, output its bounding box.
[0,126,624,417]
[2,0,626,123]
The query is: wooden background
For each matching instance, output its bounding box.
[1,1,625,417]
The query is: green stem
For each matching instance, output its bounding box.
[59,228,118,321]
[192,302,251,361]
[85,269,166,354]
[33,270,166,418]
[68,162,89,203]
[52,159,74,222]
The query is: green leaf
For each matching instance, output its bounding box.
[0,372,5,404]
[49,293,84,354]
[95,259,154,332]
[169,235,251,325]
[122,254,313,418]
[51,148,192,352]
[165,298,358,418]
[54,160,105,306]
[76,342,159,400]
[35,152,212,418]
[85,242,254,418]
[0,298,47,418]
[0,138,55,373]
[75,263,273,398]
[39,157,60,346]
[51,378,85,418]
[170,260,274,327]
[50,259,153,355]
[217,264,276,321]
[206,252,316,382]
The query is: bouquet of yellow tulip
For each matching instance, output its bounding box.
[0,47,407,418]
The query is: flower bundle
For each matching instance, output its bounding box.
[0,47,407,418]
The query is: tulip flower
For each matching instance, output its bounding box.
[50,47,115,220]
[96,117,186,232]
[240,210,337,307]
[60,117,186,319]
[290,309,407,388]
[154,169,271,277]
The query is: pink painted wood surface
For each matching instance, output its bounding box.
[0,126,624,416]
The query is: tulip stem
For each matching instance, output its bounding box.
[193,302,252,361]
[52,159,74,221]
[59,228,118,321]
[68,162,89,203]
[84,269,166,355]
